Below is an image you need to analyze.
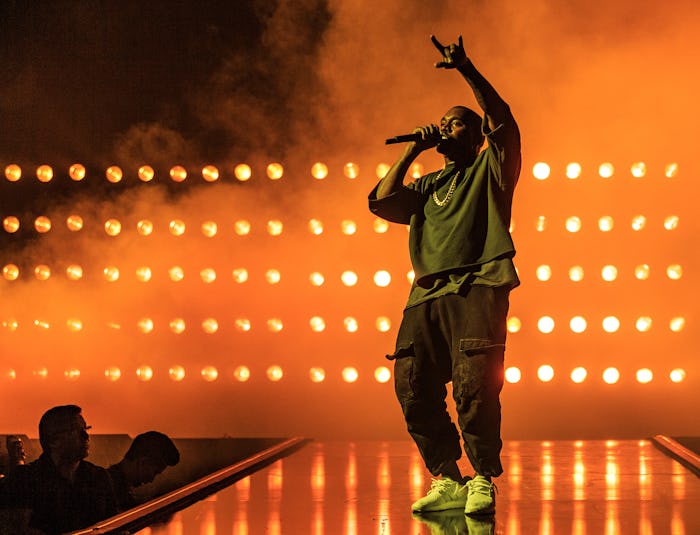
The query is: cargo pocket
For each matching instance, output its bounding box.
[386,341,414,360]
[459,338,504,356]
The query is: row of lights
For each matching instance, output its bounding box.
[0,314,686,334]
[3,365,388,384]
[532,162,679,180]
[506,366,687,384]
[1,265,398,286]
[0,263,685,284]
[3,161,681,184]
[1,214,682,236]
[509,315,687,334]
[0,316,394,334]
[3,162,363,183]
[1,216,381,236]
[532,214,679,233]
[2,365,688,384]
[533,263,683,281]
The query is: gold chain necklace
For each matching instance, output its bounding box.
[432,167,459,207]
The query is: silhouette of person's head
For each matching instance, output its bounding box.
[6,435,26,467]
[38,405,91,464]
[121,431,180,487]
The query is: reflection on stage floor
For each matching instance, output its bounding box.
[132,439,700,534]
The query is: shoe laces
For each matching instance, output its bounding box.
[427,477,456,494]
[469,477,497,497]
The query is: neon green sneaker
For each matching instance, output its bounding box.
[465,514,496,535]
[411,509,468,534]
[411,478,469,512]
[464,475,496,515]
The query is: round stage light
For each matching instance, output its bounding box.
[342,367,359,383]
[70,162,90,184]
[310,316,326,333]
[135,266,152,282]
[66,215,84,231]
[105,166,123,183]
[169,266,184,282]
[232,268,249,283]
[602,367,620,384]
[374,367,391,383]
[373,218,389,233]
[36,165,53,182]
[341,271,358,287]
[136,365,154,382]
[234,366,251,382]
[169,219,185,236]
[266,365,284,382]
[234,318,251,332]
[200,268,217,283]
[234,219,251,236]
[35,216,52,233]
[309,272,325,286]
[505,367,521,384]
[374,270,391,287]
[138,165,154,182]
[3,264,19,281]
[532,162,550,180]
[201,366,218,382]
[169,318,186,334]
[170,166,187,182]
[235,164,252,181]
[344,317,359,333]
[5,164,21,182]
[566,162,582,179]
[104,367,121,382]
[341,220,357,235]
[266,163,284,180]
[310,367,326,383]
[202,318,219,334]
[598,162,614,178]
[537,316,555,334]
[630,162,646,178]
[66,318,83,332]
[344,162,359,179]
[570,367,587,383]
[104,219,122,236]
[202,165,219,182]
[3,216,20,233]
[311,162,328,180]
[376,316,391,332]
[133,219,153,236]
[201,221,218,237]
[537,365,554,382]
[169,366,185,381]
[267,318,284,333]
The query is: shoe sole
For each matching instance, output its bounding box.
[464,505,495,516]
[412,500,467,513]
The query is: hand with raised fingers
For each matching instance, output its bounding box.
[431,34,468,69]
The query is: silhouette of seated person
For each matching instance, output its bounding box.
[107,431,180,511]
[0,405,118,535]
[1,435,27,478]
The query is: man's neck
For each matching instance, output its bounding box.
[444,153,476,168]
[51,453,81,483]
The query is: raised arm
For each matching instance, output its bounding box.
[431,35,512,131]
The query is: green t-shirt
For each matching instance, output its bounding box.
[369,114,521,308]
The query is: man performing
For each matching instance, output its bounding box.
[368,34,521,516]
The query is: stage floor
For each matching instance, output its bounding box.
[134,439,700,534]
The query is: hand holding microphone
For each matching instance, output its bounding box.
[385,124,443,148]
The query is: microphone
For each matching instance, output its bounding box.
[385,133,446,145]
